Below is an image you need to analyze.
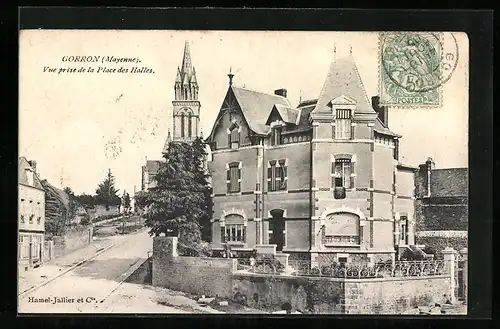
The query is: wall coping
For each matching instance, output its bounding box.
[232,272,450,283]
[415,230,468,238]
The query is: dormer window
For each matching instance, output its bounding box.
[334,109,352,140]
[229,123,240,149]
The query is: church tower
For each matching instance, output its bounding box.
[170,41,201,144]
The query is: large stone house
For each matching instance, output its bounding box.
[204,51,418,264]
[18,157,45,266]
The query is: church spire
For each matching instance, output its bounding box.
[181,40,193,78]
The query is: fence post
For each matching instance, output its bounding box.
[460,248,468,302]
[442,247,457,304]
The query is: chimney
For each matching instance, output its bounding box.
[372,96,388,127]
[28,160,37,174]
[417,157,435,198]
[274,89,287,98]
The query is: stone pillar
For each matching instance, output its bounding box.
[310,252,319,269]
[460,248,468,301]
[442,247,457,303]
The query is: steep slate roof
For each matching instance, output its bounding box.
[273,104,299,124]
[374,118,401,137]
[231,86,292,135]
[18,157,43,190]
[313,54,374,114]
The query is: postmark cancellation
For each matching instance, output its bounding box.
[378,32,459,107]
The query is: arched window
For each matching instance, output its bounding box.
[180,113,185,138]
[221,214,246,243]
[188,114,192,137]
[323,212,360,245]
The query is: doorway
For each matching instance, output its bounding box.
[269,209,285,252]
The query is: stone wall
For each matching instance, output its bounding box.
[342,276,452,314]
[232,273,451,314]
[152,236,453,314]
[153,236,237,298]
[53,225,93,259]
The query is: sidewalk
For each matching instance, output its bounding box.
[18,238,114,295]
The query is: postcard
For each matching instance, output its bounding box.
[18,29,468,315]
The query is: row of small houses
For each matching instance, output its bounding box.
[18,157,119,269]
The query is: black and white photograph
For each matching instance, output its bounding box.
[17,28,470,315]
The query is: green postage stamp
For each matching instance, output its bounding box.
[379,32,459,107]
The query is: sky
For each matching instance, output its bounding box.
[19,30,469,196]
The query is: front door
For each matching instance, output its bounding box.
[270,209,285,252]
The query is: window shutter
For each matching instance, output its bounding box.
[283,166,288,190]
[221,227,226,243]
[226,168,231,193]
[332,125,336,139]
[242,226,246,243]
[238,167,242,192]
[350,124,355,139]
[350,162,355,188]
[267,166,273,191]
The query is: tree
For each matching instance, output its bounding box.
[122,190,131,215]
[41,179,67,238]
[95,169,121,211]
[140,137,211,256]
[75,194,95,209]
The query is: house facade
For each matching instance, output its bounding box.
[18,157,45,266]
[141,40,201,190]
[205,52,417,264]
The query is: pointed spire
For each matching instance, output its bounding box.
[181,40,193,78]
[313,51,373,114]
[228,67,234,86]
[175,67,182,83]
[190,67,197,83]
[162,130,171,154]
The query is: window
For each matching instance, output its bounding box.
[37,202,41,224]
[188,114,192,137]
[338,257,348,263]
[229,125,240,149]
[29,201,34,223]
[268,220,286,247]
[334,109,352,139]
[400,215,409,244]
[268,159,287,192]
[180,113,185,138]
[226,162,241,193]
[393,138,399,160]
[323,213,360,246]
[332,158,353,189]
[271,126,282,146]
[221,214,246,243]
[221,224,246,243]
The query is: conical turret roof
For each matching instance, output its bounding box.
[313,52,374,114]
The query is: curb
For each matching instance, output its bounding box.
[98,256,149,304]
[18,241,116,299]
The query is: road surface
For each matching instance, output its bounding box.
[18,229,189,314]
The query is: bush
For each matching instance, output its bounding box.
[251,254,285,274]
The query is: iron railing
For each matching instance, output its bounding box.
[288,260,450,278]
[235,258,450,278]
